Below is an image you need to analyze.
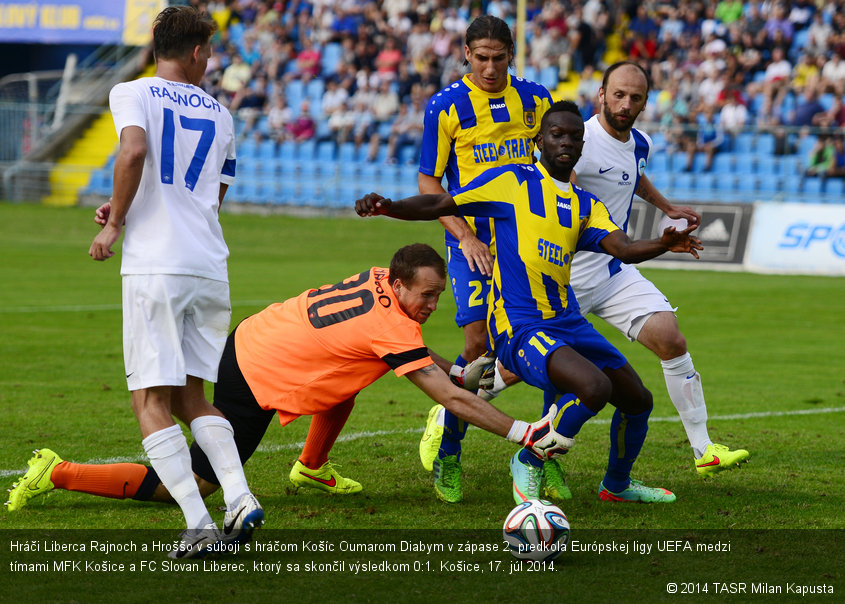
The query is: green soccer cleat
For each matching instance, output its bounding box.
[542,458,572,501]
[510,451,543,505]
[432,455,462,503]
[5,448,63,511]
[419,404,444,472]
[289,460,362,494]
[695,443,750,477]
[598,478,676,503]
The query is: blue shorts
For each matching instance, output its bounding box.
[447,241,492,327]
[493,311,628,395]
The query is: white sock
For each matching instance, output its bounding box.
[190,415,249,509]
[143,424,212,529]
[661,353,712,457]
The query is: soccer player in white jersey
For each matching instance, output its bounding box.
[566,61,749,482]
[87,6,263,558]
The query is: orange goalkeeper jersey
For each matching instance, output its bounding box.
[235,267,433,425]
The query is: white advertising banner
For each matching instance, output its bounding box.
[746,202,845,275]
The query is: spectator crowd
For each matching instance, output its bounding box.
[191,0,845,177]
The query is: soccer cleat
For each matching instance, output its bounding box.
[289,460,362,494]
[695,443,750,477]
[5,448,63,511]
[432,455,462,503]
[542,458,572,501]
[419,404,444,472]
[598,478,676,503]
[510,451,543,505]
[222,493,265,545]
[169,523,220,559]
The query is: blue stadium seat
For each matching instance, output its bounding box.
[539,66,558,90]
[803,177,824,195]
[296,139,316,160]
[257,139,276,160]
[798,135,817,158]
[753,155,779,175]
[824,178,844,198]
[712,153,735,174]
[306,79,325,104]
[316,141,335,162]
[278,141,296,161]
[285,80,305,114]
[647,151,668,172]
[522,66,539,82]
[715,174,737,192]
[321,42,343,77]
[755,133,775,154]
[734,133,755,154]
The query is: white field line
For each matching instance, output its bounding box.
[2,406,843,478]
[0,300,275,314]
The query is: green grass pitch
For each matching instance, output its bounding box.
[1,203,842,601]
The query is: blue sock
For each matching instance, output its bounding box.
[602,407,651,493]
[439,355,469,461]
[545,393,595,438]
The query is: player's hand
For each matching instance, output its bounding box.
[449,355,495,391]
[355,192,392,216]
[514,404,575,461]
[660,225,703,259]
[89,223,122,261]
[666,204,701,228]
[94,200,112,227]
[459,234,494,276]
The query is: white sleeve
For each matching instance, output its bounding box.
[109,83,147,136]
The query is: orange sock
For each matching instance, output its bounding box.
[51,461,151,499]
[299,397,355,469]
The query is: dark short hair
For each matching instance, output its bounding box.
[601,61,651,93]
[540,100,583,130]
[153,6,217,61]
[388,244,446,286]
[463,15,514,66]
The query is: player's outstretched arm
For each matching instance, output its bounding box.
[599,226,703,264]
[355,192,459,221]
[405,364,572,460]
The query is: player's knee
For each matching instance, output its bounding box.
[659,331,687,359]
[578,375,613,410]
[629,385,653,415]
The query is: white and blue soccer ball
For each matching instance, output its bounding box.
[503,499,570,562]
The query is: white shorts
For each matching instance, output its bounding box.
[571,264,675,342]
[122,274,231,391]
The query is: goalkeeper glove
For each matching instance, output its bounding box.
[506,404,574,460]
[449,355,496,391]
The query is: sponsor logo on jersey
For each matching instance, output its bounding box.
[489,97,510,123]
[537,237,571,267]
[473,137,534,163]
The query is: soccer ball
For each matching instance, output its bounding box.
[503,499,570,562]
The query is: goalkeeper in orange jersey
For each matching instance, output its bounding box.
[7,244,570,515]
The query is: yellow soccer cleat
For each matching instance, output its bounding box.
[695,443,750,477]
[542,458,572,501]
[419,404,444,472]
[289,460,362,494]
[6,448,63,511]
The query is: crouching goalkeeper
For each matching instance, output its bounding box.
[7,244,570,513]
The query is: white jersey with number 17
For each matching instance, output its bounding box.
[570,114,653,290]
[109,76,236,282]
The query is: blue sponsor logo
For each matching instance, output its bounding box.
[778,222,845,257]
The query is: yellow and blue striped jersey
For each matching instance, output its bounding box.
[419,74,552,247]
[451,162,621,341]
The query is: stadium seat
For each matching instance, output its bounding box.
[753,155,779,176]
[539,66,559,91]
[522,66,539,82]
[755,133,775,154]
[824,178,844,198]
[278,141,297,161]
[257,139,277,160]
[803,177,824,195]
[647,152,668,172]
[306,79,325,104]
[712,153,735,174]
[296,139,316,160]
[321,42,343,76]
[316,140,335,162]
[734,133,755,154]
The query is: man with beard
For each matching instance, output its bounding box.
[564,62,749,487]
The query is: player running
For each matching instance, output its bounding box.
[86,6,261,558]
[417,15,553,503]
[567,61,749,484]
[356,101,703,504]
[6,245,570,517]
